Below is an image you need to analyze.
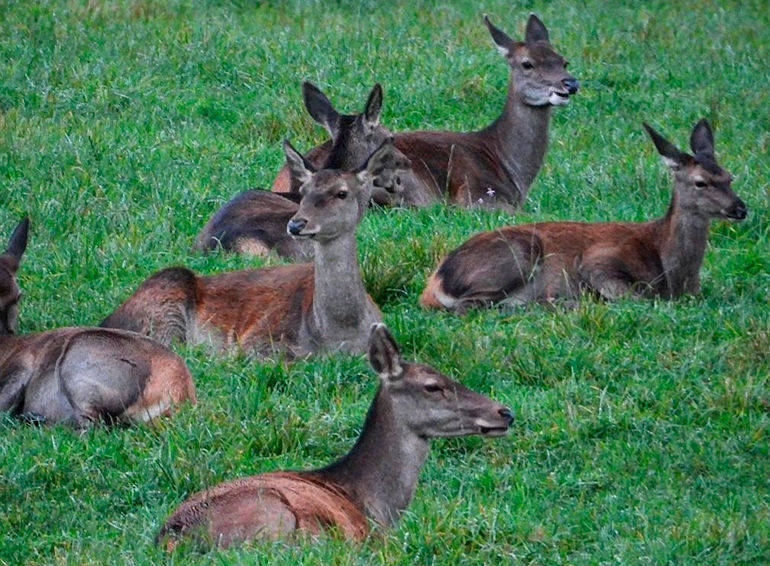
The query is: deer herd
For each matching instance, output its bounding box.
[0,12,748,552]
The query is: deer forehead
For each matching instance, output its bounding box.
[399,364,456,387]
[515,44,565,66]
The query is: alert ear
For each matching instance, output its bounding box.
[524,14,550,43]
[368,323,403,381]
[4,217,29,269]
[363,83,383,127]
[690,119,715,157]
[356,138,411,189]
[303,81,340,136]
[283,139,316,187]
[484,14,516,57]
[643,122,690,170]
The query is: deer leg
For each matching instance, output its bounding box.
[578,248,639,300]
[0,369,30,413]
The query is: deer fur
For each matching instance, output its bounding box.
[272,14,578,211]
[421,120,747,311]
[0,219,196,427]
[103,141,410,357]
[157,324,513,549]
[196,83,405,260]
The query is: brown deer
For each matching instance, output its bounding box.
[0,219,196,427]
[421,120,747,311]
[102,140,409,357]
[196,82,404,260]
[272,14,578,211]
[157,323,513,549]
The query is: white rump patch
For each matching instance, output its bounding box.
[433,287,458,308]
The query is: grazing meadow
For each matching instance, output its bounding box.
[0,0,768,563]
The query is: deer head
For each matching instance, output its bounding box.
[0,218,29,335]
[368,324,513,438]
[284,139,411,242]
[644,120,747,221]
[484,13,578,106]
[302,82,394,171]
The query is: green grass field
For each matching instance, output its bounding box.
[1,0,768,563]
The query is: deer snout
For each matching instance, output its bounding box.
[498,407,514,425]
[729,199,748,221]
[287,218,307,235]
[562,77,579,95]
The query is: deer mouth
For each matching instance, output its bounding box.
[476,418,511,437]
[548,91,571,106]
[478,425,510,437]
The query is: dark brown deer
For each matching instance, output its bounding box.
[0,219,196,427]
[421,120,747,311]
[157,323,513,549]
[272,14,578,210]
[196,82,403,260]
[103,141,409,357]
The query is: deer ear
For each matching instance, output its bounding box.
[690,119,715,157]
[356,138,411,189]
[368,323,403,381]
[363,83,383,127]
[484,14,516,57]
[4,218,29,268]
[643,123,690,170]
[303,82,340,136]
[283,140,316,187]
[525,14,550,43]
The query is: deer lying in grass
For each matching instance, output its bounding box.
[157,323,513,549]
[196,82,403,260]
[272,14,578,210]
[0,219,196,427]
[421,120,747,311]
[103,141,409,357]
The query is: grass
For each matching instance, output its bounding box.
[0,0,768,563]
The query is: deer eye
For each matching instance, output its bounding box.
[522,60,534,70]
[564,61,569,69]
[424,384,442,393]
[336,191,348,200]
[694,180,708,188]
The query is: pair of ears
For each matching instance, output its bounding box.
[283,138,411,191]
[2,218,29,272]
[644,119,716,169]
[303,81,382,136]
[485,14,550,57]
[368,323,404,381]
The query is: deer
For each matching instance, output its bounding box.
[420,120,748,311]
[156,323,513,549]
[195,82,405,260]
[271,14,578,211]
[0,219,196,427]
[102,140,410,358]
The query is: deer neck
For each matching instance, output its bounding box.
[311,231,370,340]
[655,191,711,296]
[316,387,430,527]
[483,77,552,201]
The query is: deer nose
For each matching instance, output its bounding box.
[732,200,748,220]
[287,218,307,235]
[499,408,514,425]
[562,78,579,94]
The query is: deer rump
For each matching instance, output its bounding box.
[1,327,194,425]
[157,472,368,550]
